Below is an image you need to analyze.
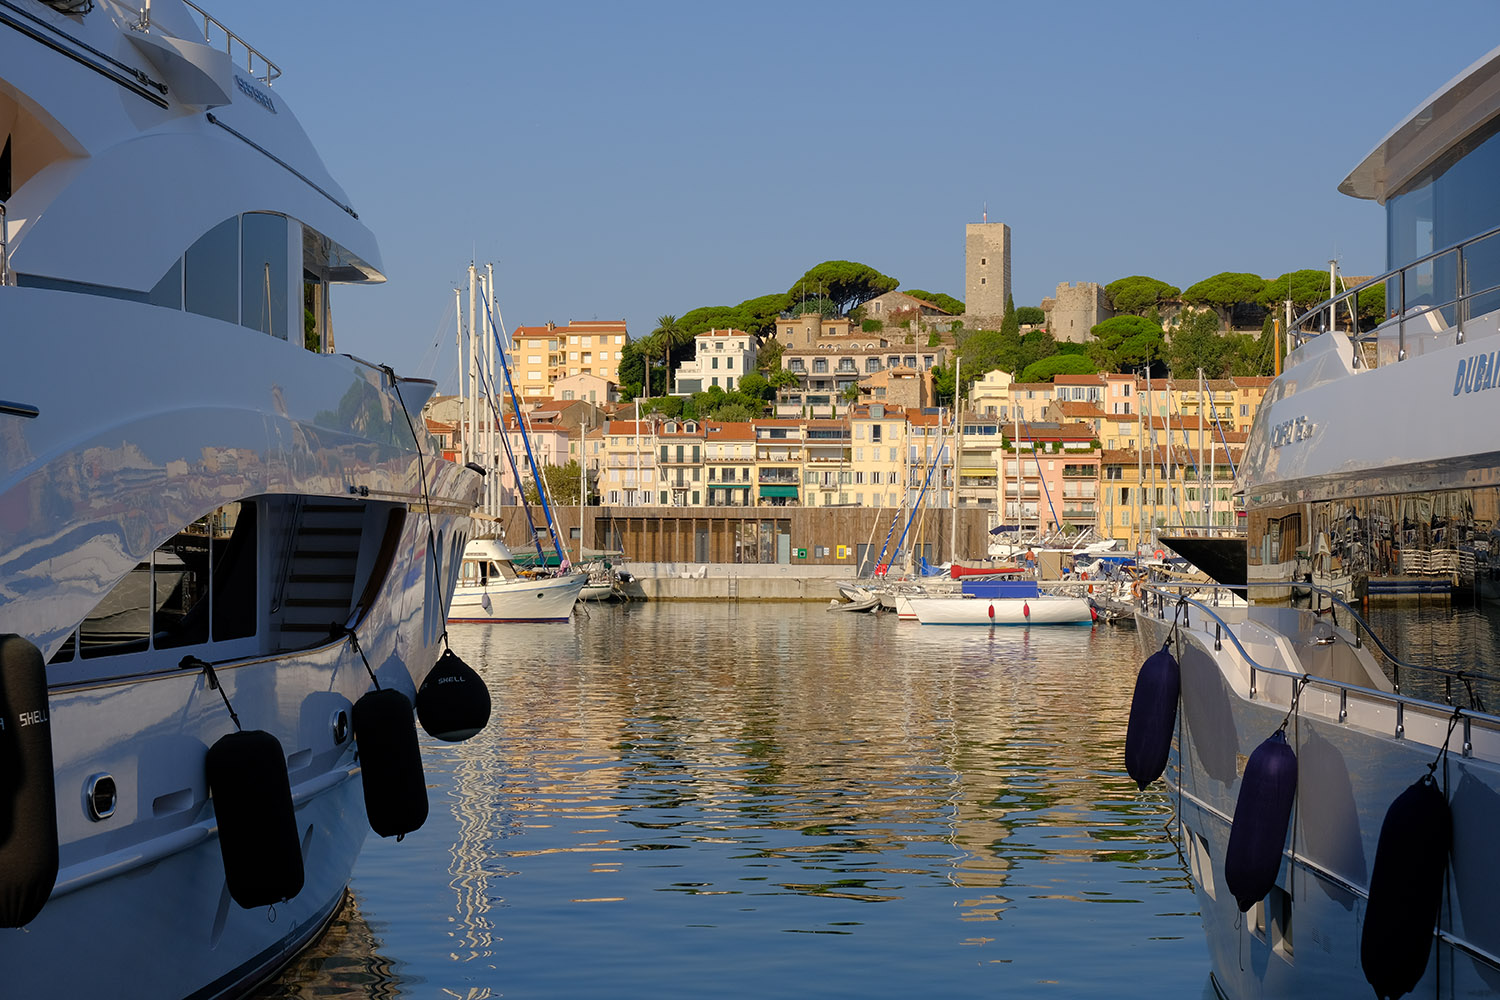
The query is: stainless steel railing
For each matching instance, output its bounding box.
[1143,578,1500,696]
[179,0,281,84]
[1292,218,1500,365]
[1140,582,1500,749]
[0,202,8,286]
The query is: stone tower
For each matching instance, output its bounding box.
[965,222,1011,324]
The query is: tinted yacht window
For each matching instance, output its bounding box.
[184,217,239,324]
[241,212,288,339]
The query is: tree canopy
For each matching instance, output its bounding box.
[522,460,585,507]
[1019,354,1098,383]
[1182,272,1266,329]
[904,289,965,314]
[678,294,787,341]
[1015,305,1046,326]
[1166,310,1236,378]
[1088,315,1165,373]
[1105,276,1180,315]
[1257,269,1337,313]
[787,261,898,315]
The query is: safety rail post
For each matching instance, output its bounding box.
[1458,244,1467,345]
[1398,269,1408,361]
[0,202,8,286]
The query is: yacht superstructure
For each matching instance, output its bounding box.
[0,2,481,996]
[1135,45,1500,999]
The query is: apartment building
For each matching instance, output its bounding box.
[599,419,659,507]
[849,404,908,509]
[509,320,628,398]
[704,422,757,507]
[802,418,854,507]
[755,419,805,506]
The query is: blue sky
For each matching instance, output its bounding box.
[221,2,1500,388]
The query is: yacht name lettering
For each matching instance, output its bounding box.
[1270,416,1313,448]
[235,76,277,114]
[17,709,46,727]
[1453,352,1500,395]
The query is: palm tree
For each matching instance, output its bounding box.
[651,314,694,394]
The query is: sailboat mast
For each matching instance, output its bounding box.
[455,286,465,467]
[467,263,478,496]
[950,357,960,562]
[579,416,588,564]
[1199,368,1207,530]
[486,263,497,518]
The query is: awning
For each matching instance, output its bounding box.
[714,483,753,489]
[759,485,798,498]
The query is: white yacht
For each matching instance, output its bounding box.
[449,538,587,623]
[1134,46,1500,999]
[0,3,481,997]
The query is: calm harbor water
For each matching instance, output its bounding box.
[255,602,1212,998]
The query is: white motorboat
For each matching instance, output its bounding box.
[448,538,586,622]
[0,3,483,996]
[1132,45,1500,1000]
[910,594,1093,625]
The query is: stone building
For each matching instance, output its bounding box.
[862,290,954,328]
[965,222,1012,324]
[1041,282,1112,344]
[771,313,853,350]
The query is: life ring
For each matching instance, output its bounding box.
[1081,571,1093,595]
[1154,549,1165,560]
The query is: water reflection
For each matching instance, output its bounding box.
[266,604,1209,997]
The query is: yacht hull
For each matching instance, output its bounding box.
[1137,609,1500,999]
[0,297,480,995]
[449,572,587,623]
[910,596,1094,625]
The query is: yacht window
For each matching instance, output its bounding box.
[241,213,289,340]
[1,134,10,201]
[184,217,240,324]
[148,258,183,309]
[302,270,325,352]
[79,560,153,657]
[75,502,256,658]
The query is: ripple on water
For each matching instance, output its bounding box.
[256,602,1208,999]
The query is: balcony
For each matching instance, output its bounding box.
[759,472,799,484]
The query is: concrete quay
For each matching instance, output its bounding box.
[615,562,861,602]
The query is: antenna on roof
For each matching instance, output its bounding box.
[982,202,987,224]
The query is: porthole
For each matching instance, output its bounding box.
[85,773,117,821]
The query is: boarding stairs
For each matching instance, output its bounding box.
[274,501,366,649]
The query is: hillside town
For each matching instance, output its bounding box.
[423,222,1289,563]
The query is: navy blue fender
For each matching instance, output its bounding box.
[353,688,427,838]
[0,635,58,927]
[206,729,304,908]
[416,649,491,743]
[1224,729,1298,912]
[1361,774,1451,1000]
[1124,646,1180,790]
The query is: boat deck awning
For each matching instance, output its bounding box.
[759,485,798,498]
